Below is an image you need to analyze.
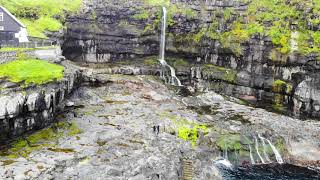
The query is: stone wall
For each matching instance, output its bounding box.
[0,50,35,64]
[0,66,82,142]
[0,47,64,64]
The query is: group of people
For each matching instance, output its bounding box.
[152,125,160,134]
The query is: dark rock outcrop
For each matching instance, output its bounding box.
[0,65,82,142]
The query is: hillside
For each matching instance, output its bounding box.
[0,0,82,38]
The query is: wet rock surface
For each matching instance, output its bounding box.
[0,72,319,179]
[182,91,320,167]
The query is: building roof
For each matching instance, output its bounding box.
[0,6,26,28]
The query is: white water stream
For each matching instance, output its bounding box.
[249,144,255,164]
[266,138,284,164]
[252,134,284,164]
[254,136,265,164]
[159,7,181,86]
[258,134,271,163]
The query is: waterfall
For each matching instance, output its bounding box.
[159,7,182,86]
[249,144,255,164]
[214,146,232,169]
[159,7,166,62]
[254,136,265,164]
[248,134,284,165]
[214,158,233,169]
[265,138,284,164]
[258,134,271,163]
[224,147,228,160]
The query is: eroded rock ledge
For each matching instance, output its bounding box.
[0,64,82,142]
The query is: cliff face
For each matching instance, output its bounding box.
[62,0,320,118]
[0,64,82,142]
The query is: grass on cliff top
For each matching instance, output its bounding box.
[0,59,64,85]
[0,0,82,38]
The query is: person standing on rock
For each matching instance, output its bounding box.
[156,125,160,134]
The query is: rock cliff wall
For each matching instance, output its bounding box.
[62,0,320,118]
[0,65,82,142]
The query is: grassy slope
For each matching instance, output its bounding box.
[0,0,82,38]
[0,59,64,85]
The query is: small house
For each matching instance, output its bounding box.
[0,6,29,46]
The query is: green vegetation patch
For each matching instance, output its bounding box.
[177,124,208,147]
[0,0,82,38]
[143,0,170,7]
[0,121,82,159]
[68,122,83,136]
[203,64,237,83]
[143,57,159,66]
[166,57,190,68]
[217,134,242,151]
[272,79,293,94]
[161,112,209,147]
[272,93,286,112]
[0,59,64,86]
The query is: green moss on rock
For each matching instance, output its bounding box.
[0,121,82,159]
[68,122,83,136]
[273,79,293,94]
[203,64,237,83]
[177,125,208,147]
[143,57,159,66]
[166,57,190,68]
[161,112,209,147]
[217,134,242,151]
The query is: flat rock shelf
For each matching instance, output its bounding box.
[0,70,319,179]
